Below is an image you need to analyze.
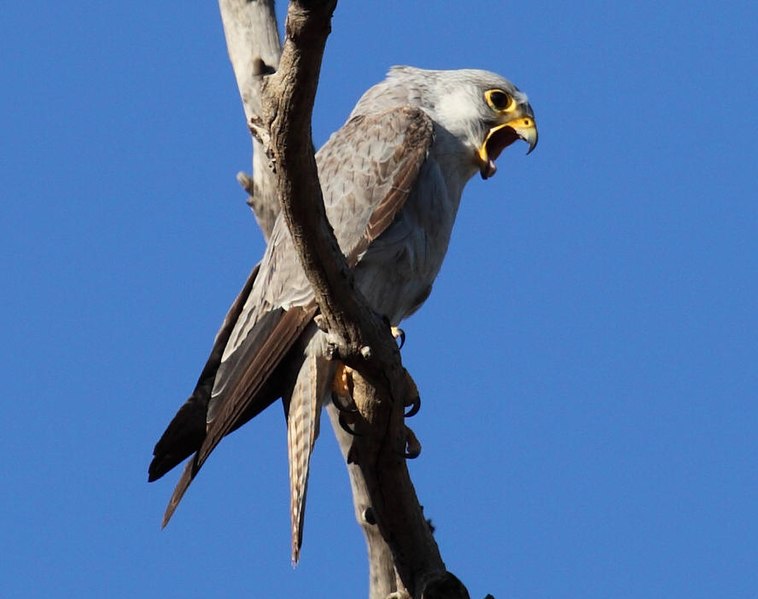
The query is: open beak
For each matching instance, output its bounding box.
[476,115,538,179]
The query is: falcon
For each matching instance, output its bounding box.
[149,66,537,562]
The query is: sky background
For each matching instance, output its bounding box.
[1,2,756,598]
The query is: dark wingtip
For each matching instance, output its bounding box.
[148,451,190,483]
[147,461,163,483]
[147,396,209,483]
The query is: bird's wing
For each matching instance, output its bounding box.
[322,107,435,265]
[161,305,314,527]
[157,106,433,527]
[148,263,260,482]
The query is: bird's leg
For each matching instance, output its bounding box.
[331,362,361,435]
[332,339,419,441]
[331,362,357,413]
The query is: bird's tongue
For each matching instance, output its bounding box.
[481,158,497,179]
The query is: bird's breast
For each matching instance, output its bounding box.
[354,158,464,324]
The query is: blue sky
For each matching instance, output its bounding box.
[1,2,756,597]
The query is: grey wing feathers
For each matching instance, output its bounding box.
[152,106,435,530]
[161,305,315,527]
[320,107,434,264]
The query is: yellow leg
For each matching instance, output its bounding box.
[332,362,353,405]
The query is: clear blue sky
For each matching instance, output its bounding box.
[1,2,756,597]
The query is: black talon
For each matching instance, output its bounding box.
[394,327,406,349]
[331,392,358,414]
[338,412,362,436]
[403,444,421,459]
[403,425,422,459]
[404,395,421,418]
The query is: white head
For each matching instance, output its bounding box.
[352,66,538,179]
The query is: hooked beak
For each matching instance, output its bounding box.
[476,115,538,179]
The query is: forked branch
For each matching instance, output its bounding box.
[218,1,473,597]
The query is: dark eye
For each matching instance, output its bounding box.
[486,89,515,112]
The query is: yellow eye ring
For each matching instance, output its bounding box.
[485,89,516,112]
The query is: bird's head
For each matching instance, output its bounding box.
[428,69,538,180]
[351,67,538,180]
[474,83,538,179]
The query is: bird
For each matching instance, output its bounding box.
[148,66,537,563]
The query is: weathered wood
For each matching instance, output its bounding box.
[327,404,397,598]
[219,2,474,597]
[218,0,282,239]
[218,2,402,595]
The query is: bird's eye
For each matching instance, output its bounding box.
[485,89,516,112]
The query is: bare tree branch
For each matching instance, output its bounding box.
[327,404,397,598]
[218,0,282,239]
[218,1,402,595]
[220,1,474,597]
[258,2,470,597]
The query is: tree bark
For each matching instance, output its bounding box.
[218,2,474,597]
[218,2,399,594]
[218,0,282,240]
[327,404,397,598]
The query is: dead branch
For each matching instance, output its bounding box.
[218,0,282,240]
[219,1,474,597]
[218,2,401,595]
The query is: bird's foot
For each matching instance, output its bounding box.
[332,362,360,435]
[332,362,356,411]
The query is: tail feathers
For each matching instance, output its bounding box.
[161,455,199,527]
[287,353,330,564]
[158,374,283,528]
[151,307,313,529]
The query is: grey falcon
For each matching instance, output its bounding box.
[148,66,537,562]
